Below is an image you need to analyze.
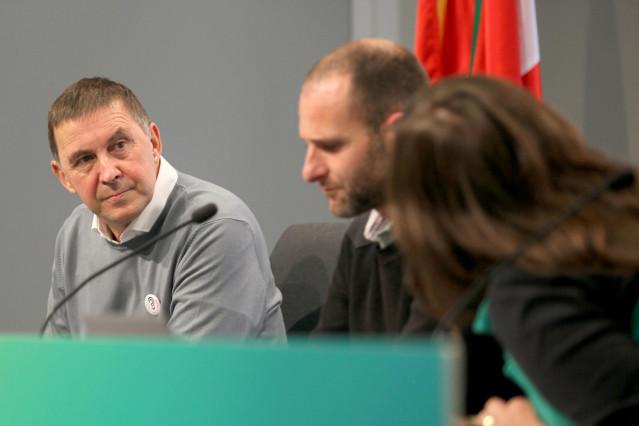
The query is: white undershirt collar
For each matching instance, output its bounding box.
[363,209,394,249]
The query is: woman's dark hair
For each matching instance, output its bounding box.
[388,76,639,319]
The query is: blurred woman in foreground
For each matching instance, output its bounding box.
[388,76,639,425]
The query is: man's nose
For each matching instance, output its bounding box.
[302,146,328,183]
[98,156,123,183]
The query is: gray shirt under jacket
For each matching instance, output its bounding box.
[46,171,286,340]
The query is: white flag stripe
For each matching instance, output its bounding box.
[517,0,541,75]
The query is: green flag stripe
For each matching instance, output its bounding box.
[469,0,483,76]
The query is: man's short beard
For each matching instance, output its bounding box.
[333,179,385,218]
[332,133,387,218]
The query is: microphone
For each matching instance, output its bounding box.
[433,170,635,336]
[40,202,218,335]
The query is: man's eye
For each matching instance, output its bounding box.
[320,144,342,153]
[76,156,91,165]
[114,141,126,150]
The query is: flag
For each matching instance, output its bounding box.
[414,0,542,99]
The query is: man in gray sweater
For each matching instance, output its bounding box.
[45,77,285,339]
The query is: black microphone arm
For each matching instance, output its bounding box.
[40,203,218,335]
[433,170,635,336]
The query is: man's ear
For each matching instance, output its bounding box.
[384,111,403,127]
[381,111,403,150]
[148,122,162,159]
[51,160,76,194]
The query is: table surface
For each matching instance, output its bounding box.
[0,335,461,425]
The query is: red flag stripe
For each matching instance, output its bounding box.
[415,0,542,99]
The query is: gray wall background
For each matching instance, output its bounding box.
[0,1,637,332]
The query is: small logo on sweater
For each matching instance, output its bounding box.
[144,294,161,316]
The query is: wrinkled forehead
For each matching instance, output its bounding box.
[55,102,139,151]
[56,100,145,135]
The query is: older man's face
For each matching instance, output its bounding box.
[51,100,162,240]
